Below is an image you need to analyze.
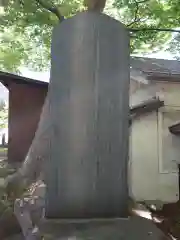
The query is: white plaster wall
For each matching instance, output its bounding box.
[129,81,180,204]
[129,112,159,201]
[130,82,156,107]
[155,82,180,107]
[129,79,146,96]
[129,112,179,203]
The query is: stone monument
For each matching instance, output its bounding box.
[45,11,129,219]
[39,11,168,240]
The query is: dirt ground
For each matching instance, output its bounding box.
[1,202,180,240]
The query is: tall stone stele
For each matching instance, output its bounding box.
[45,11,130,219]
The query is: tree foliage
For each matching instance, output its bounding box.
[0,101,8,129]
[0,0,179,72]
[112,0,178,54]
[165,0,180,57]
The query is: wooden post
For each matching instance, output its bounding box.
[45,12,130,219]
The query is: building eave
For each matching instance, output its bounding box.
[0,71,48,89]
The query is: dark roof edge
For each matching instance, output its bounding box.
[0,71,49,88]
[130,98,164,121]
[147,74,180,82]
[131,56,180,64]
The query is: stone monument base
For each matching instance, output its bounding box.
[39,216,168,239]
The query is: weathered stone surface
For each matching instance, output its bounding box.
[46,12,130,219]
[40,216,168,239]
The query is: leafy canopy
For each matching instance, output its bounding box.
[0,0,179,72]
[0,100,8,129]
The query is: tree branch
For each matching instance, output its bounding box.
[127,0,139,27]
[126,0,150,27]
[35,0,64,22]
[127,0,148,27]
[135,0,149,3]
[129,28,180,33]
[19,0,24,7]
[127,17,148,27]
